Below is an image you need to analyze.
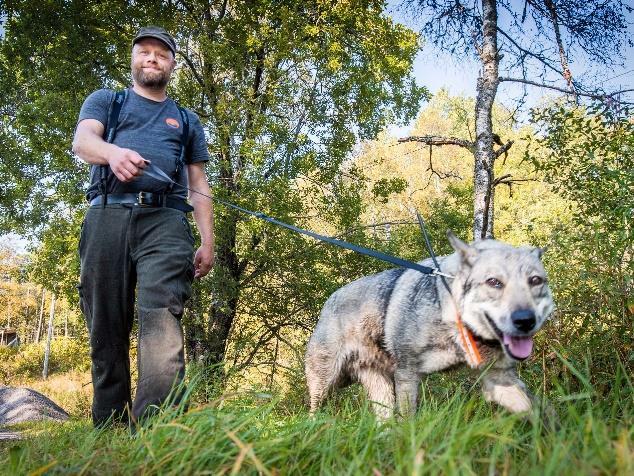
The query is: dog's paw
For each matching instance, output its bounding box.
[484,383,533,413]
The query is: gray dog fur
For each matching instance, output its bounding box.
[305,232,555,418]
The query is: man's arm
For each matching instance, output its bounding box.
[72,119,147,182]
[187,162,214,279]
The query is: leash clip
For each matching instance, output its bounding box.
[432,269,455,279]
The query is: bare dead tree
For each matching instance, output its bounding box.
[42,294,55,380]
[35,289,45,343]
[402,0,632,239]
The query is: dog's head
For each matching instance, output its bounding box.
[447,231,555,361]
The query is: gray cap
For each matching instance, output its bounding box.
[132,26,176,56]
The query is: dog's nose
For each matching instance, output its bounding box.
[511,309,536,332]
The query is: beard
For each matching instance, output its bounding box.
[132,64,171,89]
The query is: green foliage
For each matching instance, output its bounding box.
[0,246,38,339]
[371,177,408,203]
[526,104,633,358]
[349,90,535,264]
[1,353,632,474]
[0,338,90,382]
[27,211,83,301]
[0,240,86,344]
[1,0,428,378]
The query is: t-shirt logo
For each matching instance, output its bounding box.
[166,118,180,129]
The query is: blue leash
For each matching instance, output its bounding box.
[144,163,453,279]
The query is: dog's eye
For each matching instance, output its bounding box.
[529,276,544,286]
[485,278,504,289]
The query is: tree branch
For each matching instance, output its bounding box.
[425,144,463,181]
[178,51,206,91]
[495,140,514,159]
[498,77,634,102]
[492,174,537,198]
[398,135,475,151]
[496,27,561,76]
[543,0,575,93]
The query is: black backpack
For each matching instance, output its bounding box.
[97,89,190,201]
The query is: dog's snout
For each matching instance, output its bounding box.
[511,309,536,332]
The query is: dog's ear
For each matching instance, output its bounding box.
[447,230,478,266]
[531,246,547,259]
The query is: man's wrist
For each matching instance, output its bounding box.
[104,143,121,165]
[200,241,214,250]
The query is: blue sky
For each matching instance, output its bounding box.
[386,0,634,134]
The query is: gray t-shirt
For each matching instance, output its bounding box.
[78,88,209,201]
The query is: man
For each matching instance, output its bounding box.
[72,26,214,427]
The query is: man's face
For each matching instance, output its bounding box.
[131,38,176,90]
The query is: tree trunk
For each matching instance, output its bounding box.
[42,294,55,379]
[183,283,208,363]
[206,207,241,381]
[35,289,45,343]
[204,125,242,381]
[473,0,500,239]
[268,336,280,390]
[24,287,30,342]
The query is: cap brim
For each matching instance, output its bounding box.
[133,35,176,55]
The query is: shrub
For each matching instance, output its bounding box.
[0,338,90,383]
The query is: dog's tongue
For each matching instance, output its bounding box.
[503,334,533,359]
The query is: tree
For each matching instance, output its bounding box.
[399,0,632,239]
[526,103,633,356]
[352,89,567,255]
[0,244,38,342]
[1,1,427,382]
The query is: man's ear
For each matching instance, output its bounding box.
[447,230,478,267]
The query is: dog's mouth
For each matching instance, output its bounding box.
[484,313,534,361]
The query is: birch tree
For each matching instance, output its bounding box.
[401,0,632,239]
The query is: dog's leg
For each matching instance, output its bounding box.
[394,368,420,416]
[305,346,346,415]
[356,368,395,420]
[481,366,532,413]
[306,365,332,415]
[306,374,328,416]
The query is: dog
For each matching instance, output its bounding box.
[305,231,554,418]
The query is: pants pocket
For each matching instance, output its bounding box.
[181,216,195,245]
[78,216,87,257]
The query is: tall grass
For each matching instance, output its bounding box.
[1,353,631,475]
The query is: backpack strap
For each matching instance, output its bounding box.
[98,89,128,207]
[167,105,190,193]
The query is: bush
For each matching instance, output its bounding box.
[0,338,90,382]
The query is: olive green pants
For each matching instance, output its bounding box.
[78,204,195,427]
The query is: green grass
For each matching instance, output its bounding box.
[1,358,632,475]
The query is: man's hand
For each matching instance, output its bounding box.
[107,148,148,182]
[73,119,148,180]
[193,245,214,279]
